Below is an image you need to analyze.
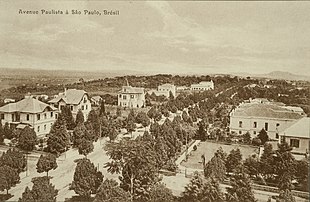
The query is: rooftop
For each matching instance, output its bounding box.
[0,97,56,113]
[120,86,144,94]
[49,89,87,105]
[281,117,310,139]
[231,103,304,120]
[159,83,175,87]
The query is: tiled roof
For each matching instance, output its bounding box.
[232,103,303,120]
[281,117,310,139]
[120,86,144,94]
[49,89,87,105]
[159,83,175,87]
[0,97,56,113]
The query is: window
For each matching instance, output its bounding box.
[253,122,257,128]
[37,114,40,121]
[0,114,4,120]
[239,131,242,135]
[26,114,30,121]
[55,114,58,119]
[44,125,46,131]
[280,136,285,144]
[239,121,243,128]
[51,112,53,118]
[44,113,47,119]
[253,131,256,135]
[86,105,88,110]
[123,95,127,100]
[290,139,300,148]
[83,97,87,103]
[119,94,122,98]
[60,105,65,111]
[71,106,73,111]
[37,126,40,132]
[276,133,279,139]
[276,123,280,127]
[130,95,134,99]
[265,122,268,131]
[82,105,84,110]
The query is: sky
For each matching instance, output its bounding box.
[0,1,310,76]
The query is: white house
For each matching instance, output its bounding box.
[279,117,310,158]
[118,85,145,108]
[229,101,305,140]
[0,96,58,137]
[191,81,214,91]
[148,83,176,98]
[48,89,91,120]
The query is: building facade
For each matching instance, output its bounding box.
[48,89,91,120]
[190,81,214,91]
[229,101,304,140]
[279,117,310,157]
[0,96,58,137]
[118,86,145,108]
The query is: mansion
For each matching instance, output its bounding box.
[0,96,58,137]
[190,81,214,91]
[118,85,145,108]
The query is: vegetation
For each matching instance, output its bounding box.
[0,148,27,173]
[36,154,58,176]
[94,179,131,202]
[0,165,20,195]
[70,158,103,199]
[18,126,37,152]
[19,176,58,202]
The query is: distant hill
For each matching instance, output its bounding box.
[259,71,310,81]
[232,71,310,81]
[0,68,143,80]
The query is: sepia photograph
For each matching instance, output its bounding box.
[0,0,309,201]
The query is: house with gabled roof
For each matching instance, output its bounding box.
[118,85,145,108]
[0,96,58,137]
[48,89,91,120]
[279,117,310,158]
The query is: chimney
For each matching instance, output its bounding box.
[64,88,67,96]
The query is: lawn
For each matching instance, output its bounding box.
[181,141,259,169]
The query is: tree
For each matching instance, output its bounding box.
[257,129,268,145]
[226,148,242,173]
[204,152,226,182]
[70,158,103,199]
[104,140,160,201]
[0,123,4,144]
[108,126,118,142]
[19,176,58,202]
[242,132,251,144]
[148,183,175,202]
[99,100,106,116]
[78,138,94,157]
[3,122,13,139]
[75,109,85,125]
[244,155,260,178]
[259,142,274,179]
[273,142,296,191]
[94,179,131,202]
[116,107,122,117]
[0,148,27,173]
[36,154,58,176]
[127,109,135,123]
[126,120,135,135]
[226,166,256,202]
[61,106,75,130]
[252,137,261,146]
[147,107,157,120]
[85,110,101,141]
[196,119,208,141]
[295,158,309,192]
[181,171,223,202]
[0,165,20,195]
[72,123,91,147]
[47,114,70,155]
[18,126,37,152]
[276,189,296,202]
